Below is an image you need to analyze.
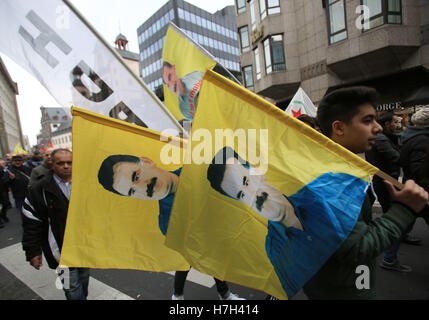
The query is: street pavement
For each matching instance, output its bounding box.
[1,204,428,300]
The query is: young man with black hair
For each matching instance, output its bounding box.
[302,86,428,300]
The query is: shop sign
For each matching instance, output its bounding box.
[376,102,402,111]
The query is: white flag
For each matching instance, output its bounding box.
[285,87,317,118]
[0,0,182,133]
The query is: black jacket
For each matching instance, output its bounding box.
[400,126,429,189]
[22,170,69,269]
[4,165,31,198]
[365,132,401,178]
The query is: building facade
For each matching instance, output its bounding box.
[0,57,24,157]
[137,0,241,96]
[38,107,72,148]
[115,33,141,76]
[235,0,429,112]
[51,122,72,150]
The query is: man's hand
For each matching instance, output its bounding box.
[30,255,43,270]
[9,173,15,180]
[385,180,429,214]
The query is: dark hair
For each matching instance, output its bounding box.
[98,155,140,196]
[207,146,249,197]
[297,114,316,128]
[162,61,173,84]
[50,149,72,162]
[376,112,394,127]
[317,86,379,137]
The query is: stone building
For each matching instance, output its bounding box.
[235,0,429,111]
[0,57,24,157]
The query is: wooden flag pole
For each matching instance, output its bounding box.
[375,170,404,190]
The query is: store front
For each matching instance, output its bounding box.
[326,66,429,131]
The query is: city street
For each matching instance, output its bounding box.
[1,204,428,300]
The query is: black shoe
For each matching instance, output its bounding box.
[2,216,9,223]
[402,235,422,245]
[0,222,4,228]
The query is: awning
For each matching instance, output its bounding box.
[402,84,429,107]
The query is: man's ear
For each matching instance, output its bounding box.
[139,157,155,166]
[332,120,346,137]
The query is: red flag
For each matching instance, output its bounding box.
[48,142,53,148]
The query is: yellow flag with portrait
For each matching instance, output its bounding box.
[165,70,378,299]
[60,107,189,271]
[162,23,216,122]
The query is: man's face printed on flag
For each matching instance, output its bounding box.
[112,157,178,200]
[163,64,184,96]
[218,156,303,231]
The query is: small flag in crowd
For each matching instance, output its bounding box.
[285,87,317,118]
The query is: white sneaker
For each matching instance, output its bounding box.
[172,294,184,300]
[219,292,246,300]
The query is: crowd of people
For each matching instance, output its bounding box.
[0,86,428,301]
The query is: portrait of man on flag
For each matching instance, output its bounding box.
[97,154,181,235]
[205,145,369,298]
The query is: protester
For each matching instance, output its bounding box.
[365,112,413,272]
[22,149,90,300]
[25,150,43,172]
[302,86,428,299]
[400,107,429,218]
[3,155,31,216]
[28,148,54,188]
[0,159,11,225]
[297,114,317,129]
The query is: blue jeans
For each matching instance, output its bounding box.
[63,268,90,300]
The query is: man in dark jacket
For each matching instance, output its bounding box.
[22,149,90,300]
[303,86,428,299]
[0,159,11,225]
[4,155,31,216]
[365,112,415,271]
[28,148,53,189]
[25,150,43,173]
[400,107,429,216]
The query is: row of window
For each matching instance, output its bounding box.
[327,0,402,44]
[181,28,240,58]
[140,36,166,63]
[147,78,163,91]
[178,8,238,41]
[242,34,286,91]
[138,9,175,45]
[236,0,281,25]
[141,58,163,78]
[52,135,71,145]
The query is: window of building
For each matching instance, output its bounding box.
[327,0,347,44]
[361,0,402,31]
[243,65,254,91]
[267,0,281,15]
[239,26,250,52]
[250,0,256,31]
[259,0,267,20]
[236,0,246,14]
[263,34,286,74]
[260,0,280,19]
[254,47,261,80]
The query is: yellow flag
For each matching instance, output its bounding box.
[60,107,189,271]
[14,142,27,154]
[165,70,378,299]
[162,23,216,122]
